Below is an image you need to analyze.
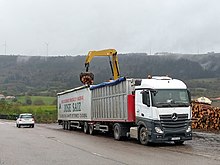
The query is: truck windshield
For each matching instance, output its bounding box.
[151,89,190,108]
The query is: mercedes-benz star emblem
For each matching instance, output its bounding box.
[171,113,178,121]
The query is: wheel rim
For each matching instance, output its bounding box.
[114,125,120,140]
[84,122,88,133]
[67,122,70,130]
[140,127,148,144]
[89,125,93,135]
[64,122,66,130]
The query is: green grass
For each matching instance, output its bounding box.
[17,96,56,105]
[1,97,57,123]
[19,105,56,112]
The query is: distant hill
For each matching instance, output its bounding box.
[0,53,220,97]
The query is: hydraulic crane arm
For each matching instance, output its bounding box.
[80,49,120,85]
[85,49,119,79]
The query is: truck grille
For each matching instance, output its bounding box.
[159,114,188,132]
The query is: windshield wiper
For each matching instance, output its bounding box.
[155,102,189,107]
[154,102,173,107]
[174,103,190,107]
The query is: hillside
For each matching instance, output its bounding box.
[0,53,220,97]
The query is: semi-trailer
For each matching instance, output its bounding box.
[57,76,192,145]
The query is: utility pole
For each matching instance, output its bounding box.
[149,42,152,55]
[45,42,49,56]
[4,41,7,55]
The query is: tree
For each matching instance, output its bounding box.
[33,99,45,105]
[25,96,32,105]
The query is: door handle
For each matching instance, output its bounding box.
[141,113,144,117]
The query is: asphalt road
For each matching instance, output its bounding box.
[0,119,219,165]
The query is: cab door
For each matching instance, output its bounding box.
[135,89,152,120]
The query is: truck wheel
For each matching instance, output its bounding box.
[139,127,149,145]
[89,124,94,135]
[113,123,121,140]
[67,122,72,130]
[84,122,89,134]
[174,141,184,145]
[63,121,67,130]
[62,122,65,130]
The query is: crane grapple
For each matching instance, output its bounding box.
[80,72,94,85]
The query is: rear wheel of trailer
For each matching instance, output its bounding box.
[89,124,95,135]
[84,122,89,134]
[113,123,122,140]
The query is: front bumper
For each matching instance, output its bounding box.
[149,130,192,143]
[150,117,192,143]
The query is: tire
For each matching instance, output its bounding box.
[32,125,34,128]
[18,124,20,128]
[139,127,149,145]
[89,124,94,135]
[174,141,184,145]
[67,122,72,130]
[63,121,67,130]
[113,123,121,140]
[65,122,68,130]
[84,122,89,134]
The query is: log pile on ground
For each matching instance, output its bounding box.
[192,102,220,130]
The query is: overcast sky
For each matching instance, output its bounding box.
[0,0,219,56]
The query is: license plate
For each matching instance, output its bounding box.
[171,137,180,140]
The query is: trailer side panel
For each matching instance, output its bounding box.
[57,86,92,121]
[91,78,135,121]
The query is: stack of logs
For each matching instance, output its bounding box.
[192,102,220,130]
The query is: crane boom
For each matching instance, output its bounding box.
[80,49,120,85]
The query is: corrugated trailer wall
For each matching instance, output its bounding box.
[91,78,134,121]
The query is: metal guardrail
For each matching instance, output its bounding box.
[0,114,17,120]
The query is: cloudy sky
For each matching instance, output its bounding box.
[0,0,219,56]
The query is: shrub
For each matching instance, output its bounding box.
[25,96,32,105]
[33,99,45,105]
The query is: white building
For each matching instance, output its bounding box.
[0,94,5,100]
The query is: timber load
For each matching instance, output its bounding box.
[192,102,220,131]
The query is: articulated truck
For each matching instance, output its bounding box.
[57,76,192,145]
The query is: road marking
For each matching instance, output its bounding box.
[40,132,128,165]
[56,139,65,144]
[92,152,103,157]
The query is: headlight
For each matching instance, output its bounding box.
[186,126,191,132]
[155,127,164,134]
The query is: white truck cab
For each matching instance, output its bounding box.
[133,76,192,145]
